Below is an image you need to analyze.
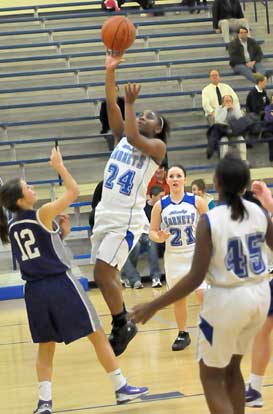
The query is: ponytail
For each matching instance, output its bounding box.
[224,191,248,222]
[215,154,250,222]
[0,206,9,244]
[0,178,23,244]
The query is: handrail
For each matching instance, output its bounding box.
[1,84,272,112]
[0,17,211,37]
[0,40,248,65]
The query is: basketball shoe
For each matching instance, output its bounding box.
[109,320,137,356]
[245,384,263,407]
[33,400,52,414]
[172,331,191,351]
[116,383,149,404]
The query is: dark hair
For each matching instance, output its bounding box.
[168,164,187,178]
[0,178,23,244]
[191,178,206,192]
[215,154,250,221]
[154,114,170,144]
[149,185,164,198]
[238,26,248,33]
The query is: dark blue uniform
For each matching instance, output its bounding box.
[9,210,101,344]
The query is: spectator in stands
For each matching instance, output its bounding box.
[99,84,125,150]
[206,95,246,160]
[191,179,215,209]
[212,0,249,44]
[246,73,270,120]
[89,181,103,229]
[147,158,169,196]
[179,0,207,14]
[228,26,271,83]
[102,0,155,11]
[121,185,165,289]
[263,95,273,162]
[202,69,240,125]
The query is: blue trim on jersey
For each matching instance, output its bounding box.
[125,230,134,251]
[161,193,196,211]
[199,316,214,345]
[160,195,172,210]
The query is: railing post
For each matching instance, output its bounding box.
[264,0,271,34]
[253,0,258,23]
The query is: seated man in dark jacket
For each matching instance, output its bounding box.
[212,0,249,43]
[228,26,271,83]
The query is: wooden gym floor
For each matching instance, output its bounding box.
[0,284,273,414]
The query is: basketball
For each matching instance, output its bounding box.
[101,16,136,52]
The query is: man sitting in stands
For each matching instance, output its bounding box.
[206,95,246,160]
[228,26,272,83]
[212,0,249,44]
[202,69,240,125]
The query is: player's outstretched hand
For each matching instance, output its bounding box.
[129,302,157,325]
[105,52,124,70]
[125,83,141,104]
[157,230,170,243]
[49,146,64,170]
[252,180,273,211]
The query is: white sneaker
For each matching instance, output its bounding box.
[152,278,162,288]
[133,280,144,289]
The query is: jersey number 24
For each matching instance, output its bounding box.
[104,164,136,196]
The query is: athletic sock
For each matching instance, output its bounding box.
[109,369,127,391]
[249,373,263,393]
[38,381,52,401]
[112,304,127,328]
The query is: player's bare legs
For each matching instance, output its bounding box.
[94,259,137,356]
[94,259,123,314]
[88,328,118,372]
[225,355,245,414]
[34,342,56,413]
[199,355,244,414]
[246,316,273,407]
[36,342,55,382]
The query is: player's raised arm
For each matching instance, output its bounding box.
[38,147,80,230]
[105,54,125,142]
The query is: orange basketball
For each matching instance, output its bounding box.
[101,16,136,52]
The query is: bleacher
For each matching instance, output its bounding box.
[1,0,273,289]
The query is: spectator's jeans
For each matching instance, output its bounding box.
[218,18,249,43]
[121,233,161,285]
[219,136,247,160]
[232,62,267,83]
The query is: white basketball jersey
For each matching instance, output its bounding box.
[206,199,269,287]
[97,137,158,217]
[161,193,199,254]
